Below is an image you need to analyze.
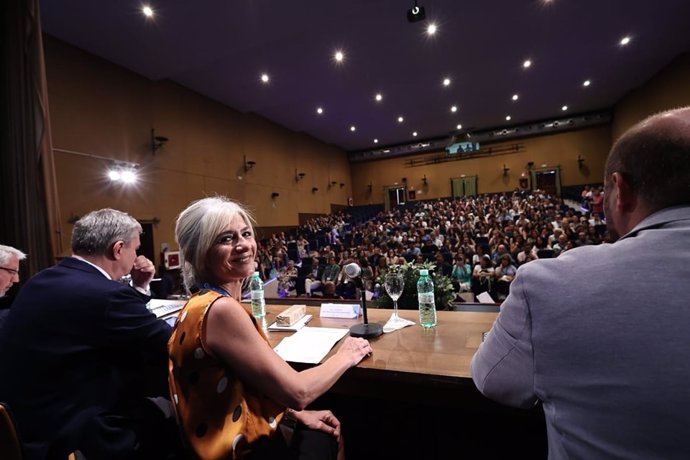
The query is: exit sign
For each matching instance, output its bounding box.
[446,142,480,154]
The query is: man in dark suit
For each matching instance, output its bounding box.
[0,244,26,332]
[0,209,176,460]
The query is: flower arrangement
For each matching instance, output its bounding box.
[372,261,455,310]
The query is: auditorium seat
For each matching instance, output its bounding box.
[0,402,79,460]
[0,402,23,460]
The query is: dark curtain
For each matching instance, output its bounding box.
[1,0,61,281]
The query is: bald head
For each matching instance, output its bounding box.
[606,107,690,213]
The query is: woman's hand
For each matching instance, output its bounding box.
[336,336,372,367]
[292,409,342,440]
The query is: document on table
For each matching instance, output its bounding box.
[274,327,349,364]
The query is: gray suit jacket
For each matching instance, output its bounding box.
[471,205,690,459]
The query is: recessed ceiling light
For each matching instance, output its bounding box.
[375,93,383,102]
[142,5,154,18]
[523,59,532,69]
[512,94,519,101]
[427,23,438,35]
[350,125,356,132]
[583,79,591,87]
[334,50,345,62]
[456,124,462,130]
[374,139,379,144]
[260,73,270,84]
[442,77,451,87]
[316,107,323,115]
[413,131,418,137]
[506,115,512,121]
[450,105,458,113]
[562,105,568,111]
[398,116,404,123]
[619,36,631,46]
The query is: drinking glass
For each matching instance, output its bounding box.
[384,272,405,323]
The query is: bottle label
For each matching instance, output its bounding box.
[418,292,434,304]
[251,290,264,300]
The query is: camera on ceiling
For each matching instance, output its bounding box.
[407,4,426,22]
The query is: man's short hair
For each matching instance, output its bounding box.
[0,245,27,265]
[71,209,142,256]
[605,106,690,212]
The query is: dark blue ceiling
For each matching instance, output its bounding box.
[39,0,690,152]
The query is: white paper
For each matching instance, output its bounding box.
[476,291,496,304]
[267,314,313,332]
[273,327,349,364]
[147,299,186,318]
[319,303,360,319]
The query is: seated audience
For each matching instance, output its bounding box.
[494,254,517,300]
[450,253,472,293]
[472,255,495,299]
[434,252,452,277]
[303,255,325,296]
[320,256,341,297]
[359,257,374,292]
[277,259,298,297]
[171,197,372,459]
[256,175,610,310]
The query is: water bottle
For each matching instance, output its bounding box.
[417,269,437,328]
[250,272,266,318]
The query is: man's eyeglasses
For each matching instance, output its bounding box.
[0,267,19,275]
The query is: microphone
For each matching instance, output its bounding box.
[345,262,383,339]
[343,262,361,280]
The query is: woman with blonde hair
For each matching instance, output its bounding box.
[169,196,372,459]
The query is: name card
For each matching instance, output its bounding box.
[320,303,360,319]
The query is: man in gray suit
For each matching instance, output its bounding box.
[471,107,690,459]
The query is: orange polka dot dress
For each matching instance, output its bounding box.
[168,290,285,459]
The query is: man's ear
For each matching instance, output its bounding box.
[611,172,637,213]
[109,240,125,261]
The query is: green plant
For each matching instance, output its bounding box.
[372,261,455,310]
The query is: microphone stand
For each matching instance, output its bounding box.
[349,277,383,338]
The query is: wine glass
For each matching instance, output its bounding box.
[384,272,405,323]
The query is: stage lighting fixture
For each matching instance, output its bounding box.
[407,2,426,22]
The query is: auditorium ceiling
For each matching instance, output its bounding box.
[39,0,690,153]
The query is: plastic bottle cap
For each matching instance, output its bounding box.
[419,269,428,276]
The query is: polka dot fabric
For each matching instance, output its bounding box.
[168,290,285,459]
